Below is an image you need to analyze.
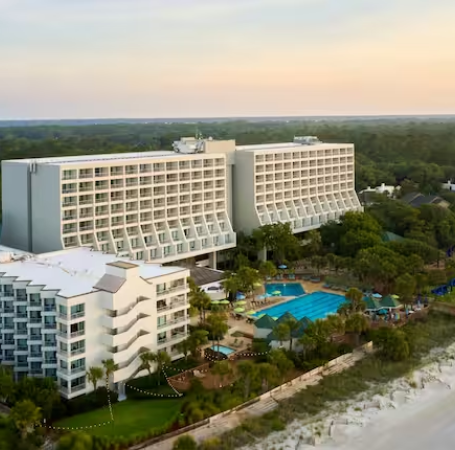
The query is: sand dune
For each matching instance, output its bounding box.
[248,344,455,450]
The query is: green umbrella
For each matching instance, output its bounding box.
[256,314,265,319]
[235,300,247,306]
[391,294,400,299]
[211,300,221,304]
[272,290,281,295]
[272,317,279,320]
[246,310,256,315]
[219,300,230,305]
[254,281,262,287]
[234,307,245,313]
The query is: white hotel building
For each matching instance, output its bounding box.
[0,136,361,397]
[1,136,361,264]
[0,246,190,399]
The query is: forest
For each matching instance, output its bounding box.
[1,119,455,216]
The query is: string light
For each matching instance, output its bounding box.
[39,377,115,431]
[38,351,273,431]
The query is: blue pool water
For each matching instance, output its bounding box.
[265,283,305,297]
[211,345,236,355]
[254,291,346,321]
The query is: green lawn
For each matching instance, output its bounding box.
[56,399,182,437]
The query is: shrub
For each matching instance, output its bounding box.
[173,435,198,450]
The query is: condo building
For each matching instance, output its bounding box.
[1,136,361,264]
[0,246,190,399]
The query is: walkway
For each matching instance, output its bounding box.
[143,349,367,450]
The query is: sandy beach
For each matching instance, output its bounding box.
[246,343,455,450]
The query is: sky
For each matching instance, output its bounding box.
[0,0,454,119]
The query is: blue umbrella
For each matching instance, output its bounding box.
[236,293,246,300]
[372,293,382,298]
[278,264,287,269]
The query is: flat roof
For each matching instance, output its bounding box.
[3,150,226,167]
[0,247,187,298]
[236,142,353,152]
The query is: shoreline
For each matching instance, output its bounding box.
[245,343,455,450]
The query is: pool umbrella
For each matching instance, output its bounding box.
[235,300,247,306]
[391,294,400,299]
[278,264,287,269]
[211,300,221,304]
[272,317,279,320]
[236,294,246,300]
[256,314,265,319]
[372,293,382,298]
[272,290,281,296]
[220,300,230,305]
[234,307,245,313]
[246,310,256,316]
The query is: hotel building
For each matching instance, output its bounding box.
[0,246,190,398]
[232,136,362,233]
[1,136,361,264]
[0,147,236,267]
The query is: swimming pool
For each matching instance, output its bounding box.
[265,283,305,297]
[254,291,346,321]
[210,345,236,356]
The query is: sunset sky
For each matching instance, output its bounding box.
[1,0,454,119]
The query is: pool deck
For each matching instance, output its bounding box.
[220,279,345,346]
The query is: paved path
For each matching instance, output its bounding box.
[143,350,366,450]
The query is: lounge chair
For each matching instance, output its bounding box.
[289,274,296,280]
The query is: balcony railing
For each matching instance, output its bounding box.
[70,330,85,339]
[156,284,186,297]
[71,347,85,356]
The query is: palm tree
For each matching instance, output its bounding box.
[206,312,228,349]
[259,260,277,279]
[102,358,118,389]
[284,317,300,351]
[345,287,366,313]
[345,313,370,346]
[325,314,345,337]
[86,366,104,392]
[236,266,261,301]
[273,322,291,348]
[155,350,172,385]
[176,338,191,361]
[139,351,156,379]
[299,333,317,359]
[187,329,209,359]
[258,363,279,393]
[10,399,42,440]
[237,360,258,400]
[221,271,241,304]
[188,278,211,322]
[211,360,233,388]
